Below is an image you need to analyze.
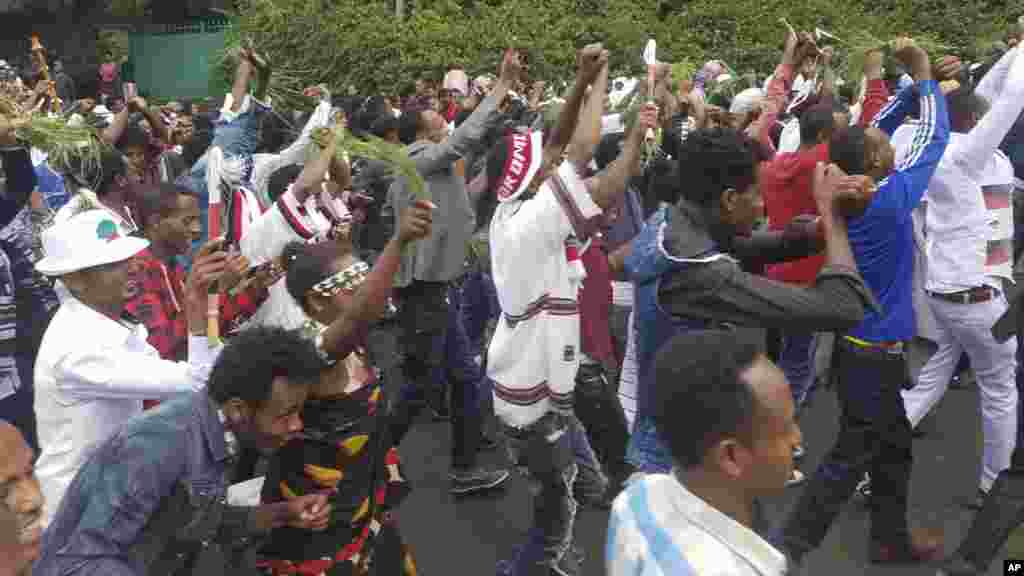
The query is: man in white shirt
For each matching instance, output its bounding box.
[607,330,795,576]
[486,43,658,574]
[32,209,228,524]
[901,47,1024,507]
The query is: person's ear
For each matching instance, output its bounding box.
[223,399,250,429]
[720,187,738,216]
[712,438,751,479]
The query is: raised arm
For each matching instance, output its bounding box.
[318,200,433,359]
[136,99,171,145]
[543,44,608,170]
[410,51,518,176]
[757,29,806,155]
[660,163,875,330]
[955,47,1024,176]
[249,87,335,202]
[292,124,339,203]
[587,103,658,210]
[860,50,891,128]
[975,46,1020,104]
[884,43,949,205]
[566,62,609,169]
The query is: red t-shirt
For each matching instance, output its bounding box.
[762,142,830,285]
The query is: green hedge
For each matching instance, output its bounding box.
[224,0,1021,104]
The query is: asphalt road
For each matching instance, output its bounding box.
[393,375,1022,576]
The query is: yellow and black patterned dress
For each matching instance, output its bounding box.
[257,352,416,576]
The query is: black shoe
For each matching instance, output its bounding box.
[936,555,984,575]
[450,467,509,495]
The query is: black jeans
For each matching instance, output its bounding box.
[573,363,631,480]
[390,280,482,470]
[778,339,913,561]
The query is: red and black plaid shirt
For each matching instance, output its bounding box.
[125,248,268,361]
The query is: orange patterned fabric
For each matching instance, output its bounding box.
[259,372,414,576]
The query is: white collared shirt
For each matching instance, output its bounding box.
[607,474,788,576]
[919,47,1024,293]
[33,296,222,525]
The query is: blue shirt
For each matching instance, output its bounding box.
[34,161,69,212]
[846,80,949,343]
[35,392,231,576]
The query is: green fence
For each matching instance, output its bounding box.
[128,18,231,100]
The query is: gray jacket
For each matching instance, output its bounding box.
[389,92,503,287]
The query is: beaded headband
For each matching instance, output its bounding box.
[309,261,369,297]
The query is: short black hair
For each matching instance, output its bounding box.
[829,126,868,176]
[267,164,302,202]
[799,104,835,145]
[398,105,428,145]
[947,85,989,133]
[677,128,763,208]
[652,330,763,468]
[207,326,323,408]
[93,148,129,197]
[282,241,352,313]
[135,182,193,230]
[370,114,399,139]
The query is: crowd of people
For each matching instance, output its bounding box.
[2,14,1024,576]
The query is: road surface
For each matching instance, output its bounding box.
[395,374,1021,575]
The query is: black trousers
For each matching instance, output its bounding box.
[573,363,632,481]
[779,339,913,560]
[389,280,482,470]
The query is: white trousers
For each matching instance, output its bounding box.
[902,290,1018,492]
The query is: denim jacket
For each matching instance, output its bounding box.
[35,392,263,576]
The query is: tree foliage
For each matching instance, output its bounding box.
[226,0,1022,101]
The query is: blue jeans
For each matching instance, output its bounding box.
[458,270,500,354]
[176,98,267,255]
[391,281,483,470]
[501,412,603,576]
[625,415,673,474]
[779,332,817,410]
[457,270,500,421]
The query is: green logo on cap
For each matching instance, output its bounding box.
[96,219,120,243]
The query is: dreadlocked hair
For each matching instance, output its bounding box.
[677,128,762,208]
[281,240,355,314]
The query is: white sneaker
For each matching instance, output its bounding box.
[786,469,806,487]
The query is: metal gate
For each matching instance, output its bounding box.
[128,18,232,100]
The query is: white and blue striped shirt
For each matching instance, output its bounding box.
[606,473,787,576]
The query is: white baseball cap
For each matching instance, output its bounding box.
[35,210,149,276]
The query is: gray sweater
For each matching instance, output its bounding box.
[389,91,504,287]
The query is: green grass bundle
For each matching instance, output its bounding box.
[0,98,104,177]
[311,126,427,200]
[217,35,318,112]
[843,30,953,81]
